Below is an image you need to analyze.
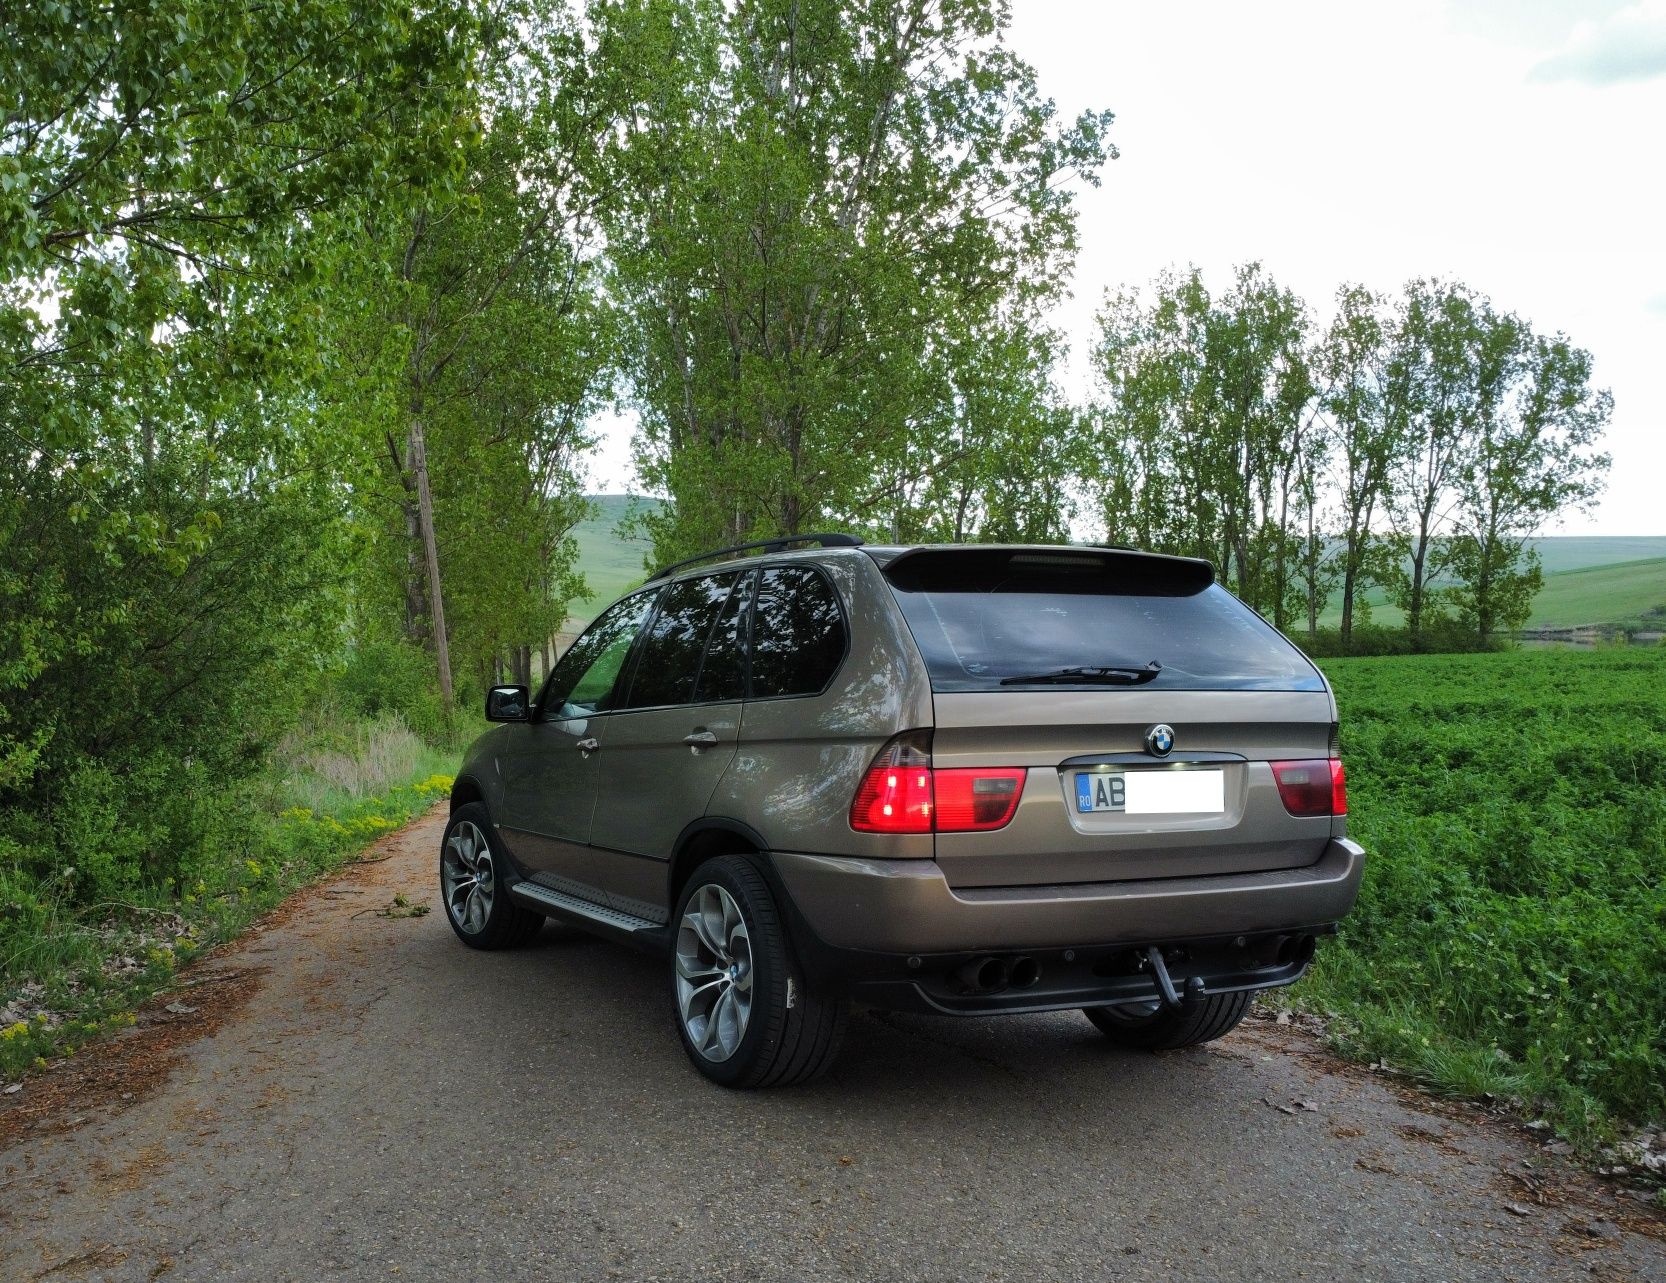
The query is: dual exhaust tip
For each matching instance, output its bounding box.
[955,954,1041,994]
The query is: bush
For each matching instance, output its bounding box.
[1298,621,1505,658]
[330,635,450,742]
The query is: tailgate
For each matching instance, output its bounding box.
[930,688,1337,888]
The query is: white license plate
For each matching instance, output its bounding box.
[1074,768,1225,815]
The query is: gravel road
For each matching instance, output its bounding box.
[2,806,1661,1283]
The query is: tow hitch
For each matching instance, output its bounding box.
[1144,946,1204,1010]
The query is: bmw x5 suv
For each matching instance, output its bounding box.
[442,536,1365,1087]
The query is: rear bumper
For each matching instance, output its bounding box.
[769,838,1365,956]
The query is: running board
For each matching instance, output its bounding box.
[508,880,668,948]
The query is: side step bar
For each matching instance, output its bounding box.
[508,880,669,952]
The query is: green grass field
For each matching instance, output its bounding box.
[1523,557,1666,630]
[566,494,662,625]
[1302,647,1666,1142]
[1333,555,1666,631]
[1312,537,1666,632]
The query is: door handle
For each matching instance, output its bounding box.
[576,737,600,753]
[683,730,719,748]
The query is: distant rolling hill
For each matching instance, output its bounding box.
[1519,556,1666,630]
[565,494,663,625]
[563,505,1666,634]
[1320,538,1666,631]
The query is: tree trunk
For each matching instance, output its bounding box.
[402,499,427,643]
[1407,536,1428,642]
[409,417,454,708]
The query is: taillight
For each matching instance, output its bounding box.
[934,768,1025,831]
[850,732,934,833]
[849,732,1025,833]
[1271,758,1347,817]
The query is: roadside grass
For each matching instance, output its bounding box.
[0,713,459,1080]
[1284,646,1666,1153]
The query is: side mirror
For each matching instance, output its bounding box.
[485,684,530,722]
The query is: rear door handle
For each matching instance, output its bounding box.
[576,737,600,753]
[683,730,719,748]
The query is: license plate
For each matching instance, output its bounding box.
[1075,768,1225,815]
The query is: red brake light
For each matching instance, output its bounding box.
[850,733,1025,834]
[850,734,934,833]
[1271,758,1346,818]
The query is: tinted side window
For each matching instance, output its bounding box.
[621,572,739,709]
[749,567,846,699]
[693,570,754,704]
[541,591,658,717]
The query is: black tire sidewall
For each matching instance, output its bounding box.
[671,856,788,1087]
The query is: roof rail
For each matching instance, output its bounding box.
[647,532,866,582]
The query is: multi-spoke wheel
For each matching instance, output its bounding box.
[671,856,847,1088]
[442,818,496,934]
[438,803,543,950]
[675,883,755,1062]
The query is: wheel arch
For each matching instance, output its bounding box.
[450,774,486,814]
[667,817,771,909]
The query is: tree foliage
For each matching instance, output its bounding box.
[1090,266,1611,643]
[1,2,478,817]
[597,0,1114,562]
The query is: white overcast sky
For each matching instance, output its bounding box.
[588,0,1666,536]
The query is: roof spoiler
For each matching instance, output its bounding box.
[878,545,1217,596]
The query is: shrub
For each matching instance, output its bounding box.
[330,635,450,742]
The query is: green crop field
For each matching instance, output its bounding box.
[1524,557,1666,630]
[1305,647,1666,1140]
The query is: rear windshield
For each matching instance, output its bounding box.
[882,549,1324,693]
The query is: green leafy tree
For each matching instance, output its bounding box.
[1446,326,1611,637]
[331,0,619,707]
[1381,279,1485,639]
[1,2,476,886]
[1089,263,1313,620]
[597,0,1114,563]
[1315,284,1400,645]
[1089,269,1213,557]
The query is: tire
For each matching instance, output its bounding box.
[439,803,544,950]
[1083,989,1253,1050]
[671,855,846,1088]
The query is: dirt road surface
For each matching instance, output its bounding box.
[2,806,1661,1282]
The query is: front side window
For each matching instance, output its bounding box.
[749,567,847,699]
[620,572,740,710]
[540,590,658,718]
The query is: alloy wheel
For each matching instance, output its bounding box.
[675,883,754,1062]
[441,819,495,934]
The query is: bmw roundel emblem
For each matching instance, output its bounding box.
[1146,724,1175,757]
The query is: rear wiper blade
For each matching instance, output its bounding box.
[999,661,1162,687]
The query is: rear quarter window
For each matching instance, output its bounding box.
[749,566,847,698]
[883,549,1324,693]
